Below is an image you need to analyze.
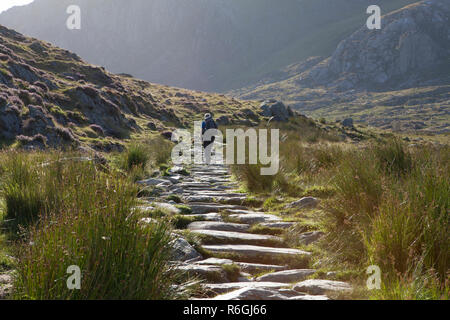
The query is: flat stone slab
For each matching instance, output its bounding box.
[202,244,310,259]
[152,202,181,214]
[137,178,173,186]
[208,287,328,300]
[228,213,282,224]
[188,221,250,232]
[191,230,282,245]
[260,222,295,229]
[293,279,353,295]
[184,213,223,221]
[175,264,227,282]
[235,262,286,274]
[204,282,290,295]
[194,258,234,266]
[298,231,325,245]
[256,269,316,283]
[189,203,248,214]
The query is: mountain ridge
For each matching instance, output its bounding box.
[232,0,450,134]
[0,24,261,150]
[0,0,418,92]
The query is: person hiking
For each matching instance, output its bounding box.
[201,113,218,164]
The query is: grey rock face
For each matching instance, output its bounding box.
[309,0,450,90]
[259,100,293,122]
[170,237,202,262]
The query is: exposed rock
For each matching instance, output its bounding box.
[189,204,247,214]
[293,279,352,295]
[227,212,282,224]
[285,197,319,210]
[235,262,286,274]
[204,282,290,295]
[188,221,250,232]
[195,258,234,266]
[176,264,228,282]
[184,213,223,221]
[342,118,354,128]
[202,244,310,259]
[137,178,173,187]
[298,231,324,245]
[191,230,282,246]
[170,237,202,262]
[256,269,316,283]
[152,202,181,214]
[259,100,293,122]
[260,222,295,229]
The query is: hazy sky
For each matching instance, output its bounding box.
[0,0,34,14]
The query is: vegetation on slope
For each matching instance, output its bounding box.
[230,120,449,300]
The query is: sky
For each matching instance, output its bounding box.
[0,0,34,14]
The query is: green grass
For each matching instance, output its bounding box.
[0,150,187,300]
[229,125,449,299]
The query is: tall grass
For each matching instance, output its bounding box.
[0,150,181,300]
[322,140,449,299]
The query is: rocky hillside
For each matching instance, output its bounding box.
[233,0,450,134]
[0,25,261,151]
[0,0,417,92]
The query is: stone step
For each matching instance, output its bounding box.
[293,279,353,295]
[255,269,317,283]
[260,222,296,229]
[184,213,223,221]
[228,212,282,224]
[202,244,310,260]
[207,287,329,300]
[203,282,290,295]
[188,203,248,214]
[192,230,283,246]
[234,262,287,275]
[188,221,250,232]
[175,264,228,283]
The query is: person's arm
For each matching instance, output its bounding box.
[202,121,206,135]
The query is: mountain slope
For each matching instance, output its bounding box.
[233,0,450,134]
[0,25,260,150]
[0,0,418,92]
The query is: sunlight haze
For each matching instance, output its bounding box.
[0,0,34,13]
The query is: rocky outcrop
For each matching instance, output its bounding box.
[303,0,450,91]
[259,100,294,122]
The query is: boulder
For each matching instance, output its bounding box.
[285,197,319,210]
[259,100,293,122]
[170,237,202,262]
[342,118,354,128]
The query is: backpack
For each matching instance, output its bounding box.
[202,118,218,134]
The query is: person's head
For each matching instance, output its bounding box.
[204,113,212,120]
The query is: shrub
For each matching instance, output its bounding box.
[123,143,149,171]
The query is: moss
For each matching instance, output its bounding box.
[175,204,192,215]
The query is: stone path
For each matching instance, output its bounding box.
[139,150,352,300]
